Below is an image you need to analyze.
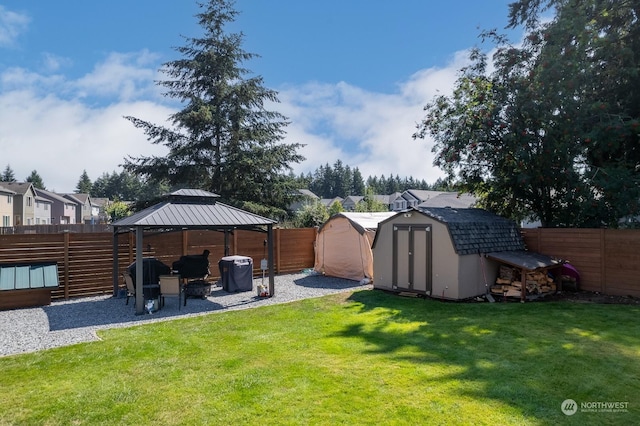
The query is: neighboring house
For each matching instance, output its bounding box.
[320,197,344,209]
[0,184,16,227]
[34,195,52,225]
[288,189,320,212]
[418,192,477,209]
[393,189,477,211]
[376,192,402,211]
[35,188,77,224]
[62,193,99,224]
[91,198,111,223]
[341,195,364,211]
[1,182,37,226]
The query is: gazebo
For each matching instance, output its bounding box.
[111,189,277,315]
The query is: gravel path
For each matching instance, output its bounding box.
[0,272,371,357]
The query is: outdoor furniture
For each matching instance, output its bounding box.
[159,275,182,310]
[183,280,212,306]
[122,272,161,312]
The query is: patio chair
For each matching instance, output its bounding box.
[122,272,135,305]
[159,275,182,310]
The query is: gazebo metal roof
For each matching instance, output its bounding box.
[111,189,276,314]
[113,189,276,230]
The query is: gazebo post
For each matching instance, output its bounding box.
[135,226,144,315]
[268,224,275,296]
[112,227,119,297]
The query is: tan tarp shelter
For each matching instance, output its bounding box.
[314,212,394,282]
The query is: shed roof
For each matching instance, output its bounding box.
[486,250,561,271]
[417,207,525,255]
[112,189,276,230]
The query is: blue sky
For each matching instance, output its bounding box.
[0,0,521,192]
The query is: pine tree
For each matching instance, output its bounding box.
[25,170,46,189]
[123,0,304,212]
[1,164,16,182]
[75,170,93,194]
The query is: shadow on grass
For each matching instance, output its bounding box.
[339,290,640,422]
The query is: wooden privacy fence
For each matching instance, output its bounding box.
[0,228,317,301]
[3,227,639,303]
[521,228,640,298]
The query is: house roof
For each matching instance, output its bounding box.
[1,182,34,196]
[296,189,319,199]
[62,193,90,204]
[403,190,447,202]
[416,207,525,255]
[319,212,395,234]
[418,192,477,209]
[112,189,276,230]
[36,188,75,204]
[343,195,364,204]
[320,197,343,207]
[0,184,16,195]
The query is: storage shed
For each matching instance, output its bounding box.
[314,212,394,282]
[372,207,534,300]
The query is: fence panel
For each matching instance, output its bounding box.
[0,228,318,303]
[521,228,640,297]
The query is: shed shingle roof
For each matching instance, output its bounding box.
[417,207,525,255]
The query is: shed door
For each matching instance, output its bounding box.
[393,224,432,294]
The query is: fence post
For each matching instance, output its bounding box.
[63,231,70,300]
[276,227,281,274]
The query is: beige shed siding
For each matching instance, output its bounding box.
[373,209,503,300]
[430,220,459,299]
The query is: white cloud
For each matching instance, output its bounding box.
[75,50,163,101]
[0,89,171,192]
[277,50,470,184]
[0,6,29,47]
[0,46,471,193]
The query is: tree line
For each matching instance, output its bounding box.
[2,161,444,203]
[291,160,449,199]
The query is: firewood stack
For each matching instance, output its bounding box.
[491,265,556,298]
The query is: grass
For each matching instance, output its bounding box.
[1,290,639,425]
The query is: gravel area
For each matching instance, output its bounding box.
[0,272,371,358]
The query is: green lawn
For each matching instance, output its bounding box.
[1,290,639,425]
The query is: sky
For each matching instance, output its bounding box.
[0,0,522,193]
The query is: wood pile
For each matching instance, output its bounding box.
[490,265,556,298]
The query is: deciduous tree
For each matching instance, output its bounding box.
[415,0,640,227]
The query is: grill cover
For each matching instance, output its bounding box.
[127,258,171,285]
[218,256,253,292]
[172,250,210,279]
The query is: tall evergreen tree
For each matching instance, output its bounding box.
[25,170,46,189]
[123,0,304,213]
[351,168,366,195]
[75,170,93,194]
[1,164,16,182]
